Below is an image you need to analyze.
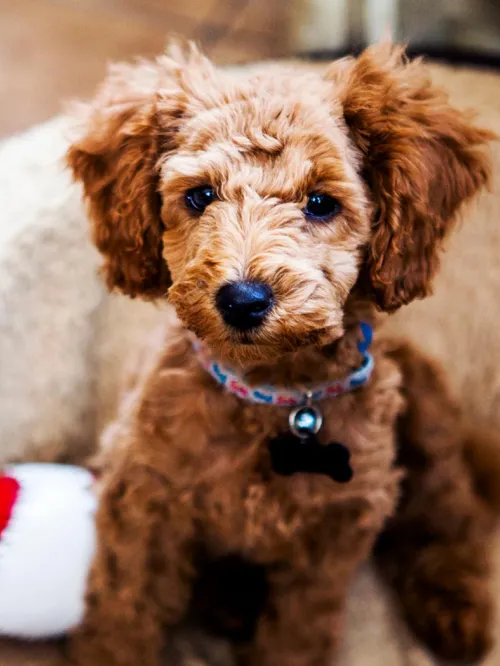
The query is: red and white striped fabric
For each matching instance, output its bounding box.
[0,464,97,638]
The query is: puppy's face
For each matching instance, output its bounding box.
[68,44,492,364]
[162,89,370,361]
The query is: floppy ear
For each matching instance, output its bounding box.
[330,43,494,311]
[67,58,187,298]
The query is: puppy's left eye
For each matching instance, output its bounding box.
[304,192,341,220]
[185,185,216,213]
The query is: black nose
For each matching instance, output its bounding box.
[216,281,274,332]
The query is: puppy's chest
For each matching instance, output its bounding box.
[196,357,404,560]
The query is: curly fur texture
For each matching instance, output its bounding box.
[66,42,497,666]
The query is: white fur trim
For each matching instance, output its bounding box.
[0,464,97,638]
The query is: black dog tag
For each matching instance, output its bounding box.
[268,431,353,483]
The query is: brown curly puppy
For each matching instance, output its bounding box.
[66,42,497,666]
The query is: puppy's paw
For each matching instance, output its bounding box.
[401,563,493,663]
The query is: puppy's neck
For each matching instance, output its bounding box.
[219,297,377,388]
[241,323,366,389]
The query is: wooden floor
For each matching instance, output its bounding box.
[0,0,292,136]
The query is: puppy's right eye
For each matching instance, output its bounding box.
[304,192,341,221]
[185,186,216,213]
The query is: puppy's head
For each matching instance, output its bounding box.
[68,43,492,364]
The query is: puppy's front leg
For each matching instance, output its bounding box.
[375,343,496,663]
[239,548,367,666]
[67,459,196,666]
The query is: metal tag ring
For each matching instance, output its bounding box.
[289,405,323,438]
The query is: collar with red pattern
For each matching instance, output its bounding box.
[194,322,374,407]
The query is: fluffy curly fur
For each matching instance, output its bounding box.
[66,42,497,666]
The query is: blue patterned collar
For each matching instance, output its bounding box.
[194,323,374,407]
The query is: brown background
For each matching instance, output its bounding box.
[0,0,292,137]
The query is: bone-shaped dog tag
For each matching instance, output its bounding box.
[268,431,353,483]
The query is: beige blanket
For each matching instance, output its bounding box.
[1,62,500,665]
